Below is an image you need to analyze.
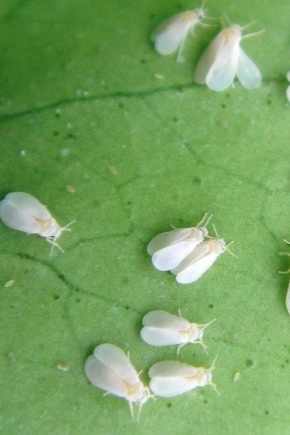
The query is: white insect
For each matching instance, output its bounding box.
[84,343,151,417]
[141,310,215,352]
[151,8,206,62]
[286,283,290,316]
[147,214,211,272]
[171,237,229,284]
[149,359,217,398]
[0,192,72,252]
[195,23,262,91]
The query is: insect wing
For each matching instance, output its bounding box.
[152,13,193,55]
[141,310,191,346]
[141,327,189,346]
[195,30,227,84]
[84,354,128,399]
[176,250,218,283]
[149,361,198,397]
[152,238,200,271]
[6,192,51,220]
[0,192,48,234]
[147,228,192,255]
[205,36,240,91]
[149,361,197,378]
[195,28,241,91]
[150,376,197,397]
[142,310,189,329]
[93,344,140,385]
[171,242,209,273]
[236,47,261,89]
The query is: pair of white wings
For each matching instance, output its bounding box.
[195,29,261,91]
[152,14,196,56]
[84,344,147,403]
[149,361,207,397]
[141,310,198,346]
[0,192,61,238]
[152,14,261,91]
[147,226,208,273]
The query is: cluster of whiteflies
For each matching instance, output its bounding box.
[2,196,289,312]
[84,310,216,417]
[151,7,262,92]
[147,214,227,284]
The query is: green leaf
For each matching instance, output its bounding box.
[1,0,290,433]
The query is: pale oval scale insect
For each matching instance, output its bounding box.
[151,8,205,62]
[171,238,226,284]
[0,192,72,252]
[147,214,211,271]
[149,360,215,398]
[141,310,214,352]
[84,343,151,417]
[195,24,262,91]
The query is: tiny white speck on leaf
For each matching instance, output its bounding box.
[4,279,14,288]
